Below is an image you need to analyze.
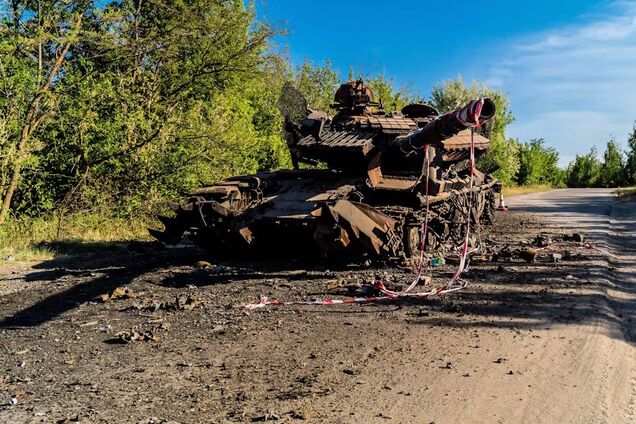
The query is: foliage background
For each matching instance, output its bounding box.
[1,0,634,250]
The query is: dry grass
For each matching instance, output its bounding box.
[0,214,153,267]
[502,184,553,197]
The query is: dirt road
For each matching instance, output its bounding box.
[0,188,633,423]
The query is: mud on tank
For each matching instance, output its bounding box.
[150,79,500,263]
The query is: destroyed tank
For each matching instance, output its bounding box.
[150,80,500,262]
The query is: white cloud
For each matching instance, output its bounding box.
[490,1,636,166]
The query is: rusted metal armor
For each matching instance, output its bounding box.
[150,80,500,261]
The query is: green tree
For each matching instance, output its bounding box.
[566,147,602,188]
[600,138,624,187]
[294,60,339,112]
[517,138,562,186]
[625,122,636,185]
[10,0,284,218]
[0,0,92,224]
[365,74,417,112]
[429,77,518,185]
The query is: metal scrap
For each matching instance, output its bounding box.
[130,295,204,312]
[100,287,135,303]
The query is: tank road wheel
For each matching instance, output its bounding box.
[404,223,440,258]
[403,226,421,258]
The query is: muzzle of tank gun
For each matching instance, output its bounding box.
[394,98,496,154]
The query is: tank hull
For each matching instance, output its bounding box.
[150,168,499,261]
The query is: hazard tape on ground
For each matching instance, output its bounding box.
[244,278,468,310]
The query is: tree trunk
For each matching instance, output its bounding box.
[0,125,30,224]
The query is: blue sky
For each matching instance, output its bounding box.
[256,0,636,166]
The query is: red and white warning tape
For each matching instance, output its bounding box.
[245,101,484,310]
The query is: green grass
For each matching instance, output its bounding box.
[0,213,154,267]
[615,186,636,197]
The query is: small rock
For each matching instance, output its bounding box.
[549,253,562,263]
[195,260,213,269]
[532,235,552,247]
[518,248,538,263]
[251,411,280,421]
[99,325,113,333]
[289,410,311,420]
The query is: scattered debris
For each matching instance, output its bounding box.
[131,295,204,312]
[518,247,538,263]
[210,264,225,274]
[376,412,393,419]
[532,235,552,247]
[430,257,445,267]
[100,286,135,302]
[99,325,113,334]
[549,253,562,263]
[327,276,363,292]
[493,245,513,262]
[195,260,213,269]
[445,256,460,266]
[289,410,311,420]
[251,411,281,422]
[563,233,584,243]
[113,328,158,343]
[471,254,495,262]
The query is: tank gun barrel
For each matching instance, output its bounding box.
[395,98,496,154]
